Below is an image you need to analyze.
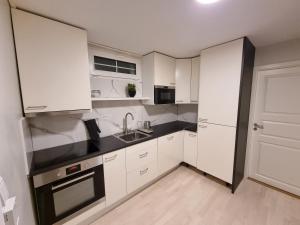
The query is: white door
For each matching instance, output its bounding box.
[175,58,191,103]
[190,56,200,104]
[249,66,300,196]
[184,131,198,167]
[154,53,176,86]
[103,149,127,206]
[198,39,243,126]
[197,123,236,183]
[12,9,91,113]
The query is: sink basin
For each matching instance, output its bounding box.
[114,131,151,143]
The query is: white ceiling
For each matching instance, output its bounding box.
[12,0,300,57]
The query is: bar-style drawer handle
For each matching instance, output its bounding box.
[26,106,47,110]
[198,125,207,128]
[191,100,198,103]
[189,133,196,137]
[167,136,174,141]
[139,152,148,159]
[169,82,175,85]
[52,172,95,191]
[198,118,208,122]
[140,168,148,176]
[105,154,117,162]
[176,100,184,103]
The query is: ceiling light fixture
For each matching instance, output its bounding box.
[196,0,220,4]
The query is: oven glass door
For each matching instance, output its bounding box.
[154,87,175,104]
[52,172,96,216]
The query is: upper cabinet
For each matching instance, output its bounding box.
[153,53,176,86]
[89,45,142,80]
[12,9,91,114]
[142,52,176,104]
[175,59,191,104]
[198,39,244,126]
[190,56,200,103]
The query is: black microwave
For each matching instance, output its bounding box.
[154,86,175,104]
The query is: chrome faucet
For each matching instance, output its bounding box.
[123,112,134,134]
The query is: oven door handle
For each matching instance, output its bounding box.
[52,172,95,191]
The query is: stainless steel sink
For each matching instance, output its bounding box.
[114,130,151,143]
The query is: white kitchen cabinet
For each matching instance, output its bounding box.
[183,131,198,167]
[197,123,236,183]
[12,9,91,114]
[154,53,176,86]
[126,139,158,193]
[142,52,175,104]
[127,162,157,194]
[157,131,184,175]
[190,56,200,103]
[103,149,127,207]
[175,59,191,104]
[198,39,244,126]
[126,139,157,172]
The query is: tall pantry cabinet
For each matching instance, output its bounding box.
[197,38,255,193]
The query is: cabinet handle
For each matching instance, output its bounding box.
[198,118,208,122]
[189,133,196,137]
[26,106,47,110]
[167,136,174,141]
[105,154,117,162]
[139,152,148,159]
[176,100,184,103]
[140,168,149,176]
[198,125,207,128]
[191,100,198,103]
[169,82,175,85]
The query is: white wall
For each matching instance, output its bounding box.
[255,38,300,66]
[0,0,35,224]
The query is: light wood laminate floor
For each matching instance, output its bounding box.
[91,166,300,225]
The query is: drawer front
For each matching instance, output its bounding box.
[126,139,157,172]
[127,162,157,194]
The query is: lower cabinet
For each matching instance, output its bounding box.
[126,139,158,193]
[103,149,127,207]
[157,131,184,175]
[197,123,236,183]
[183,131,198,167]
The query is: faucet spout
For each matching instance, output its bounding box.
[123,112,134,134]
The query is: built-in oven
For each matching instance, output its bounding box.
[32,156,105,225]
[154,85,175,104]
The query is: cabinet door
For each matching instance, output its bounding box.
[103,149,127,207]
[158,132,184,175]
[190,57,200,103]
[154,53,175,86]
[184,131,198,167]
[126,139,157,172]
[197,123,236,183]
[12,9,91,113]
[175,59,191,104]
[198,39,243,126]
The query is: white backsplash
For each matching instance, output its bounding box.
[177,104,198,123]
[29,101,178,150]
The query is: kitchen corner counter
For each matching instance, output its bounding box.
[29,121,197,176]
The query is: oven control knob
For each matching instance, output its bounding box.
[57,172,61,177]
[85,163,90,169]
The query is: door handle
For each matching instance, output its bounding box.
[253,123,264,131]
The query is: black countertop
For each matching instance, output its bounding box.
[30,121,197,176]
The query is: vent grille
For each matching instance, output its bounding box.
[94,56,136,75]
